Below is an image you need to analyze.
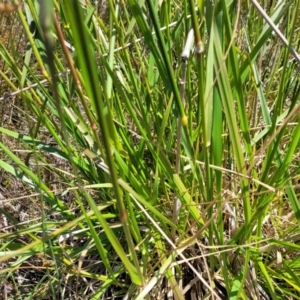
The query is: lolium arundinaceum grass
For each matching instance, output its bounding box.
[0,0,300,299]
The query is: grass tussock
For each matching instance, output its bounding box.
[0,0,300,299]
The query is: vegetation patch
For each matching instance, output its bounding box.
[0,0,300,299]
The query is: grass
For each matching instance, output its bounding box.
[0,0,300,299]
